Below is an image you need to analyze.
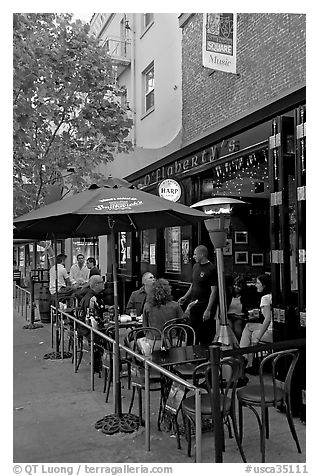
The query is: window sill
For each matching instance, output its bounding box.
[141,106,155,120]
[140,20,154,39]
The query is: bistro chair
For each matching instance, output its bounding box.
[162,317,190,330]
[125,327,163,427]
[162,323,195,348]
[181,357,247,462]
[237,348,302,462]
[162,324,197,379]
[158,324,197,444]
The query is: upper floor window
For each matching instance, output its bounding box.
[143,13,154,29]
[143,63,154,113]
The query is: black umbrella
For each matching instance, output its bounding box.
[14,182,208,432]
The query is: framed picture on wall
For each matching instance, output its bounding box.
[223,238,233,256]
[235,251,248,264]
[251,253,264,266]
[235,231,248,244]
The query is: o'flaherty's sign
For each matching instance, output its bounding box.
[134,121,270,189]
[202,13,237,74]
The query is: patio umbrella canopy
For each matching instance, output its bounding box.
[13,182,208,433]
[14,185,207,239]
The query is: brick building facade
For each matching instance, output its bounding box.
[181,13,306,144]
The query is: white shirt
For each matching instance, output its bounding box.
[69,263,90,285]
[260,294,273,331]
[49,264,69,294]
[228,296,242,315]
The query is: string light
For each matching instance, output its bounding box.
[204,149,269,198]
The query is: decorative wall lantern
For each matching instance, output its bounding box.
[191,196,248,347]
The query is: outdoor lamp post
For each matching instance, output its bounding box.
[191,197,248,348]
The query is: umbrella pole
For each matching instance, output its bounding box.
[110,231,122,416]
[94,230,139,435]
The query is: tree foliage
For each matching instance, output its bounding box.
[13,13,133,216]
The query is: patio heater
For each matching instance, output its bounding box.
[191,197,248,348]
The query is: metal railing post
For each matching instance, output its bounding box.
[74,321,78,373]
[60,310,64,358]
[50,306,54,348]
[30,279,35,325]
[112,341,116,413]
[17,287,20,313]
[195,388,202,463]
[145,360,150,451]
[90,328,94,391]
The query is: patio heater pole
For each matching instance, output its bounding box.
[206,225,238,348]
[191,198,248,348]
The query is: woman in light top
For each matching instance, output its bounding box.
[239,273,272,373]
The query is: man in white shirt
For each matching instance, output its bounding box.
[69,253,90,288]
[49,254,72,295]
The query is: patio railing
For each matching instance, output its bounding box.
[38,304,305,463]
[50,306,205,462]
[13,283,31,322]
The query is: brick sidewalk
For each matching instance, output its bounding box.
[13,309,306,463]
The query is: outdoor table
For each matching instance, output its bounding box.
[151,344,209,368]
[108,317,143,330]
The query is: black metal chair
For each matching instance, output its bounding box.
[159,323,199,447]
[181,357,247,462]
[125,326,163,427]
[162,323,197,379]
[162,317,190,330]
[237,348,302,462]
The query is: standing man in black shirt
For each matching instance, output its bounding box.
[178,245,218,345]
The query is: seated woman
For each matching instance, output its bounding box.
[227,275,250,341]
[239,273,272,374]
[143,279,184,331]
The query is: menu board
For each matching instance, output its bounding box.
[150,244,156,265]
[165,227,181,272]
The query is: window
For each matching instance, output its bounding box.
[143,13,154,29]
[165,227,181,273]
[143,63,154,113]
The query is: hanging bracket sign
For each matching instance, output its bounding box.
[202,13,237,74]
[158,179,181,202]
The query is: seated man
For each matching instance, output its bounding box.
[74,257,101,300]
[78,275,114,375]
[69,253,90,289]
[80,275,113,317]
[126,272,155,316]
[49,253,73,301]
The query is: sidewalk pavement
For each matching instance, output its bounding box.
[13,309,306,464]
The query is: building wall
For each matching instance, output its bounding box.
[182,13,306,144]
[91,13,183,179]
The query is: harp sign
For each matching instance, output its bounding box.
[158,179,181,202]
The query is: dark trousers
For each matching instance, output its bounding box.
[189,303,216,345]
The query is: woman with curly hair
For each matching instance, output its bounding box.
[142,278,184,330]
